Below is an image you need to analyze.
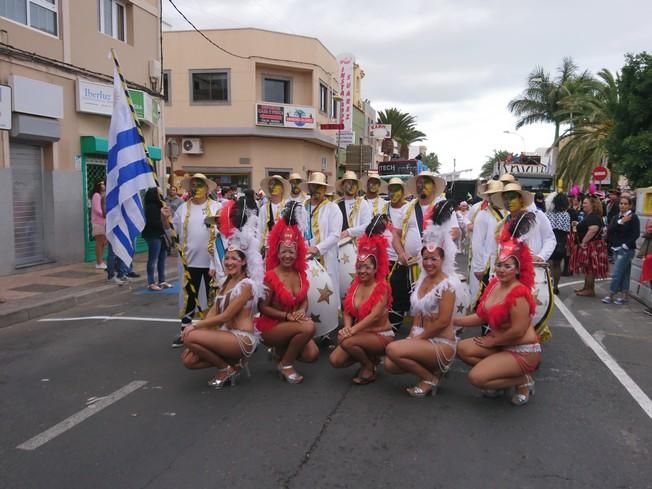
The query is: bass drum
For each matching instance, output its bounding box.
[338,238,357,300]
[306,258,340,337]
[532,263,553,342]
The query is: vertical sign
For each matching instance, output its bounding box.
[0,85,11,130]
[337,53,355,132]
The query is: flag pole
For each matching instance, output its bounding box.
[109,49,201,314]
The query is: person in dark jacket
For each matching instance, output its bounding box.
[142,188,172,290]
[545,193,571,294]
[602,195,640,304]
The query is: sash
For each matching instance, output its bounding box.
[338,200,349,231]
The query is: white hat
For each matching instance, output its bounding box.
[180,173,217,193]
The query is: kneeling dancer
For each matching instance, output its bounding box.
[181,192,264,389]
[329,215,394,384]
[455,211,541,405]
[256,201,319,384]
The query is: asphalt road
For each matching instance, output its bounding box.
[1,281,651,489]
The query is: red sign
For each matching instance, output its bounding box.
[320,123,345,130]
[592,166,608,181]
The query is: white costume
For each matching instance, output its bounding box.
[384,202,421,262]
[305,198,343,300]
[469,204,504,300]
[258,198,285,248]
[288,192,307,203]
[523,204,556,261]
[338,196,372,238]
[366,196,388,216]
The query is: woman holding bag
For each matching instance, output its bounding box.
[142,188,172,291]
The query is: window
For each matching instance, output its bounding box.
[162,70,170,104]
[319,82,328,113]
[190,70,229,104]
[263,76,291,104]
[98,0,126,41]
[0,0,58,36]
[331,97,339,119]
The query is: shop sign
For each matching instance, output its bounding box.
[256,103,316,129]
[256,104,284,126]
[0,85,11,130]
[497,162,550,176]
[378,160,418,177]
[369,123,391,139]
[338,130,355,148]
[76,79,159,125]
[337,53,355,131]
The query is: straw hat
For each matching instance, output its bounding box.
[336,170,360,193]
[360,173,388,194]
[499,173,517,184]
[407,171,446,198]
[288,172,304,183]
[300,171,333,193]
[481,179,504,197]
[180,173,217,192]
[386,176,415,195]
[260,174,290,199]
[491,182,533,209]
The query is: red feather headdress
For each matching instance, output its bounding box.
[265,201,307,273]
[498,211,535,289]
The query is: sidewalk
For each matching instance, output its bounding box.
[0,254,179,328]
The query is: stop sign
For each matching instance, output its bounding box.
[592,166,608,181]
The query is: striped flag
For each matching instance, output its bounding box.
[105,63,156,267]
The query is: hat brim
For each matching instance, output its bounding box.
[300,181,333,193]
[406,174,446,197]
[180,176,217,193]
[260,176,291,199]
[360,176,388,194]
[491,189,534,209]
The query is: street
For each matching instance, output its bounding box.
[1,280,651,489]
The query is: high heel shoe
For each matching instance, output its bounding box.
[406,378,438,398]
[208,366,239,389]
[511,375,535,406]
[277,363,304,384]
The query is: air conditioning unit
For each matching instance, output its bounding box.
[181,138,203,154]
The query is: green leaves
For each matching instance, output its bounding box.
[377,108,426,159]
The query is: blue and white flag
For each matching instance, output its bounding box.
[105,63,156,267]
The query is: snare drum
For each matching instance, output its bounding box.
[338,237,357,300]
[532,263,553,341]
[306,258,340,337]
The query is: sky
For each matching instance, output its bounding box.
[162,0,652,176]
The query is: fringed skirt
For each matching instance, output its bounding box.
[570,239,609,278]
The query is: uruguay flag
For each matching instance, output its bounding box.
[105,64,156,267]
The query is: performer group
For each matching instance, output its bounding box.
[172,169,557,406]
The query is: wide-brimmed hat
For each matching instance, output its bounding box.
[407,171,446,198]
[180,173,217,193]
[386,176,415,196]
[300,171,333,193]
[476,181,488,199]
[491,182,533,209]
[288,172,304,183]
[336,170,361,193]
[499,173,517,184]
[360,173,388,194]
[481,179,504,198]
[260,175,290,199]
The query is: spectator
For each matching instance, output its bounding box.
[166,186,184,215]
[90,181,107,270]
[546,193,571,294]
[571,195,609,297]
[142,188,172,291]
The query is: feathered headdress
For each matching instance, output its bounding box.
[498,210,535,289]
[356,214,390,282]
[422,199,457,275]
[265,200,308,273]
[218,190,265,300]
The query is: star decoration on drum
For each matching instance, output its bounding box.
[457,303,465,314]
[341,254,350,264]
[317,285,333,304]
[310,313,321,324]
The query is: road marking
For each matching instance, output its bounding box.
[17,380,147,450]
[39,316,178,323]
[554,297,652,420]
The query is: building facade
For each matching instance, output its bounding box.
[0,0,163,274]
[163,28,340,191]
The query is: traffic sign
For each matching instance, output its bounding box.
[320,123,345,130]
[592,166,608,181]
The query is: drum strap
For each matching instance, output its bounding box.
[414,201,434,236]
[261,199,285,248]
[306,199,328,246]
[338,200,349,231]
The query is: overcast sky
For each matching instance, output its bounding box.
[163,0,652,176]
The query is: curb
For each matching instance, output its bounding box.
[0,271,179,329]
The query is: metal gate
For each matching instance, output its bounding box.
[83,157,107,262]
[11,142,46,268]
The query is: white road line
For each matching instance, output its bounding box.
[554,297,652,420]
[16,380,147,450]
[39,316,178,323]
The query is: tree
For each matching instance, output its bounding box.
[555,69,618,186]
[377,108,426,159]
[480,150,510,179]
[606,52,652,188]
[421,152,441,172]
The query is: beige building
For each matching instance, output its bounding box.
[163,28,341,191]
[0,0,163,274]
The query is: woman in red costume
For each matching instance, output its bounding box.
[329,215,394,385]
[455,211,541,406]
[256,201,319,384]
[385,200,469,397]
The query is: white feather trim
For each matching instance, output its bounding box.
[410,273,471,317]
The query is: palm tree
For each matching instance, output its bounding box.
[554,69,618,186]
[480,150,510,179]
[377,108,426,159]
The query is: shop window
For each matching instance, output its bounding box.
[263,76,291,104]
[98,0,126,42]
[190,70,230,104]
[0,0,58,36]
[319,82,328,113]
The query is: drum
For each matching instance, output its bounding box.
[532,263,553,341]
[338,237,357,300]
[306,258,340,337]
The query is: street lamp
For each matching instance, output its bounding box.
[503,130,526,154]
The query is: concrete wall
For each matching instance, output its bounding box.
[0,168,15,276]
